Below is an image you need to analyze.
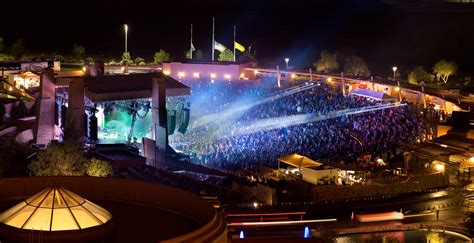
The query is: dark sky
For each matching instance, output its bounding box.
[1,0,474,75]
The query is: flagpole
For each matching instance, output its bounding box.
[233,25,236,62]
[190,24,193,60]
[212,17,215,61]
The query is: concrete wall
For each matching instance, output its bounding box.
[308,172,448,201]
[162,62,254,82]
[14,129,33,146]
[230,181,276,205]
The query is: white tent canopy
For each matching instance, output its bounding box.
[278,154,322,169]
[351,89,397,101]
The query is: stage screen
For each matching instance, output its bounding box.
[97,99,153,144]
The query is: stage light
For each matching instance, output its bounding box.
[254,70,258,74]
[434,163,445,172]
[210,73,216,78]
[470,157,474,162]
[327,77,332,82]
[240,73,245,78]
[291,74,296,79]
[211,79,215,83]
[394,87,400,91]
[178,72,185,78]
[193,72,200,78]
[224,74,231,80]
[82,67,86,72]
[163,70,170,75]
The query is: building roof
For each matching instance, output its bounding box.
[0,186,111,231]
[351,89,397,101]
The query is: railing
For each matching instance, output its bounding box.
[336,221,472,239]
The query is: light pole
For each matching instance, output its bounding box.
[124,24,128,53]
[123,24,129,74]
[392,66,397,80]
[285,58,289,70]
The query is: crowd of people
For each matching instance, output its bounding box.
[169,80,430,172]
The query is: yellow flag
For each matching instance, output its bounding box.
[234,41,245,52]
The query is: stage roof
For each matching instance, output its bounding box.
[84,72,190,102]
[351,89,397,101]
[278,154,322,168]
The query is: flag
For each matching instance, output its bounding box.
[234,41,245,52]
[214,41,227,52]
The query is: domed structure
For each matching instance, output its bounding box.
[0,177,227,242]
[0,186,111,231]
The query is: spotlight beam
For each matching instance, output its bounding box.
[191,83,315,129]
[223,103,404,138]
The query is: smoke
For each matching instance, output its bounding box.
[190,83,316,129]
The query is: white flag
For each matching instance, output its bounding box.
[214,41,226,52]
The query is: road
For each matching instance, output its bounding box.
[227,187,473,239]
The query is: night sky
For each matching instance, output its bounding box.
[1,0,474,75]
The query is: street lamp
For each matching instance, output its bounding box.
[392,66,397,79]
[285,58,290,69]
[124,24,129,53]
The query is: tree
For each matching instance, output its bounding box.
[11,100,27,119]
[314,50,339,73]
[71,44,85,63]
[185,50,192,59]
[239,48,257,63]
[85,57,94,64]
[86,158,113,177]
[121,51,131,64]
[407,66,434,85]
[218,49,234,62]
[194,50,204,61]
[53,54,64,61]
[343,55,370,76]
[0,53,14,61]
[134,57,145,65]
[0,102,5,125]
[28,142,89,176]
[153,50,170,64]
[11,38,25,60]
[433,60,457,83]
